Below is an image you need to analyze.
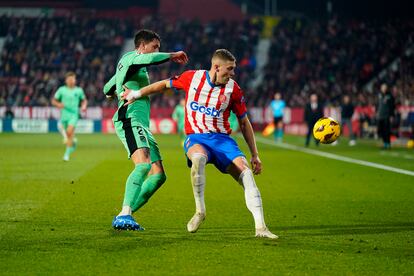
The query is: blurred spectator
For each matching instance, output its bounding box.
[340,95,356,145]
[304,93,324,147]
[377,83,395,149]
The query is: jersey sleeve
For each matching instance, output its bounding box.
[54,87,63,101]
[132,52,171,66]
[169,70,194,93]
[230,84,248,119]
[103,74,116,96]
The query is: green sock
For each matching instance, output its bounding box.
[64,147,71,156]
[68,146,76,154]
[132,173,166,212]
[122,163,152,208]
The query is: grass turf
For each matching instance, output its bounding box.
[0,133,413,274]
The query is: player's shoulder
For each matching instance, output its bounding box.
[173,70,198,80]
[228,79,243,93]
[119,51,136,62]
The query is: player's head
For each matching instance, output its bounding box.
[310,93,318,103]
[179,98,185,106]
[134,29,161,54]
[65,72,76,87]
[211,49,236,85]
[274,92,281,100]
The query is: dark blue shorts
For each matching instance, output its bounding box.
[184,133,245,173]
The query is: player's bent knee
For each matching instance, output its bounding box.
[154,172,167,186]
[191,153,207,169]
[134,163,152,175]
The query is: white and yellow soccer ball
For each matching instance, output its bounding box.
[313,117,341,144]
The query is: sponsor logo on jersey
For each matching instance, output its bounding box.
[189,101,222,117]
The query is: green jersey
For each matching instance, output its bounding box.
[229,111,239,133]
[103,51,171,128]
[54,85,85,118]
[172,104,185,132]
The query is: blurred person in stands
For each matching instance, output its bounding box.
[340,95,356,146]
[304,93,324,147]
[377,83,395,149]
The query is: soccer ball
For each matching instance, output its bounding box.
[313,117,341,144]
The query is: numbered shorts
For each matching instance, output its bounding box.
[60,114,79,129]
[114,120,162,162]
[184,133,245,173]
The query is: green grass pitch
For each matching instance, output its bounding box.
[0,133,413,274]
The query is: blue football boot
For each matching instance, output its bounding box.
[112,215,144,231]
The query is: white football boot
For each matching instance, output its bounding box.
[187,212,206,233]
[255,227,279,239]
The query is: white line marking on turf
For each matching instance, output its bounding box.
[255,137,414,177]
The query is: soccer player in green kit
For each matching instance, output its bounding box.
[172,98,185,146]
[103,29,188,230]
[52,72,88,161]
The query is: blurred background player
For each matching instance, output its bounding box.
[172,98,185,146]
[51,72,87,161]
[269,92,286,142]
[122,49,278,239]
[339,95,356,146]
[377,83,395,149]
[229,111,240,136]
[304,93,324,147]
[103,29,188,230]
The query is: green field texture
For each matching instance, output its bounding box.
[0,133,413,275]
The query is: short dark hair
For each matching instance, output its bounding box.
[134,29,161,48]
[65,71,76,79]
[212,49,236,62]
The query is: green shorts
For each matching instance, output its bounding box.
[61,114,79,129]
[114,120,162,162]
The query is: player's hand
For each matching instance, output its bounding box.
[106,94,116,100]
[57,103,64,109]
[171,51,188,65]
[250,155,262,175]
[121,85,136,106]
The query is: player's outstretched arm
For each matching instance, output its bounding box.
[121,79,171,105]
[239,116,262,175]
[134,51,188,66]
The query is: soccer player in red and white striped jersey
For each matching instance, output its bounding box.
[122,49,278,239]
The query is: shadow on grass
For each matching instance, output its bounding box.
[1,221,412,253]
[278,222,414,236]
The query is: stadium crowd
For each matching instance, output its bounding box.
[258,17,414,108]
[0,15,261,108]
[0,14,413,111]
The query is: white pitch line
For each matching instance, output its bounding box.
[255,137,414,177]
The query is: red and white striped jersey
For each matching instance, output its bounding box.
[170,70,247,135]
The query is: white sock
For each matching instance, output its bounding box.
[239,169,266,229]
[190,153,207,214]
[118,206,132,216]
